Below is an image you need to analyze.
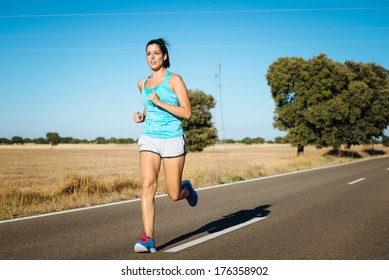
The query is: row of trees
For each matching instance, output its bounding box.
[4,133,387,148]
[267,54,389,154]
[1,135,136,147]
[0,134,281,147]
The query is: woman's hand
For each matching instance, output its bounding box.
[148,90,161,106]
[133,112,145,123]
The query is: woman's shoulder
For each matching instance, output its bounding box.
[137,78,146,91]
[168,72,186,92]
[138,77,146,84]
[169,72,184,83]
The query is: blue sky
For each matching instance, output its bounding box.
[1,0,388,141]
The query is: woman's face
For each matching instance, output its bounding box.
[146,43,167,71]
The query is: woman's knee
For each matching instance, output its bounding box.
[141,182,157,197]
[168,193,181,201]
[166,187,182,201]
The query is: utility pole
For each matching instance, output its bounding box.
[215,60,225,146]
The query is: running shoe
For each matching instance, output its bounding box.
[134,233,156,253]
[181,180,198,207]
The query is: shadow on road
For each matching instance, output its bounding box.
[157,204,271,251]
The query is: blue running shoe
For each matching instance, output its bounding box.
[134,233,156,253]
[182,180,198,207]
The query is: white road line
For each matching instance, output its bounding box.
[0,198,142,224]
[164,216,267,253]
[347,178,366,185]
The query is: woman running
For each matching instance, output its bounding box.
[132,38,198,253]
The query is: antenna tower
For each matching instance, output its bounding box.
[215,60,225,146]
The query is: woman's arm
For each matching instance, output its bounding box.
[133,79,146,123]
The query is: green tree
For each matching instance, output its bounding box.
[266,56,315,154]
[241,137,254,145]
[266,54,389,153]
[274,136,284,144]
[46,132,61,149]
[343,61,389,147]
[181,89,218,152]
[34,137,48,144]
[60,137,74,144]
[240,137,265,144]
[224,139,236,144]
[254,137,265,144]
[383,135,389,147]
[11,136,24,145]
[95,137,107,144]
[0,138,11,144]
[300,54,353,149]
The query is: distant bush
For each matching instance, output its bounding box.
[12,136,24,145]
[240,137,265,145]
[383,135,389,147]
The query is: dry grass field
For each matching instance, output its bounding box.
[1,143,388,220]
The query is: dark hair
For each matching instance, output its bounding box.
[146,38,170,68]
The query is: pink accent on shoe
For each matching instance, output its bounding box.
[138,233,152,242]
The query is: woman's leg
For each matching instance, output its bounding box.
[139,151,161,238]
[163,156,190,201]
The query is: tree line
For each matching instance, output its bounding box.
[1,134,136,146]
[3,133,387,149]
[0,134,287,148]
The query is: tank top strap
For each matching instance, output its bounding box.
[160,71,171,87]
[165,71,172,81]
[166,71,172,78]
[143,76,150,88]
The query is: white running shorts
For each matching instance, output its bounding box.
[138,134,186,158]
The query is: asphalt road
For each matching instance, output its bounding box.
[1,156,388,260]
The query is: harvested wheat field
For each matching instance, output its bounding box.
[0,143,388,220]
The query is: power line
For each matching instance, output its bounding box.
[0,47,141,52]
[1,40,389,53]
[1,27,389,39]
[173,40,389,49]
[1,7,388,18]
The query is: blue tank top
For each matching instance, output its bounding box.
[141,71,184,138]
